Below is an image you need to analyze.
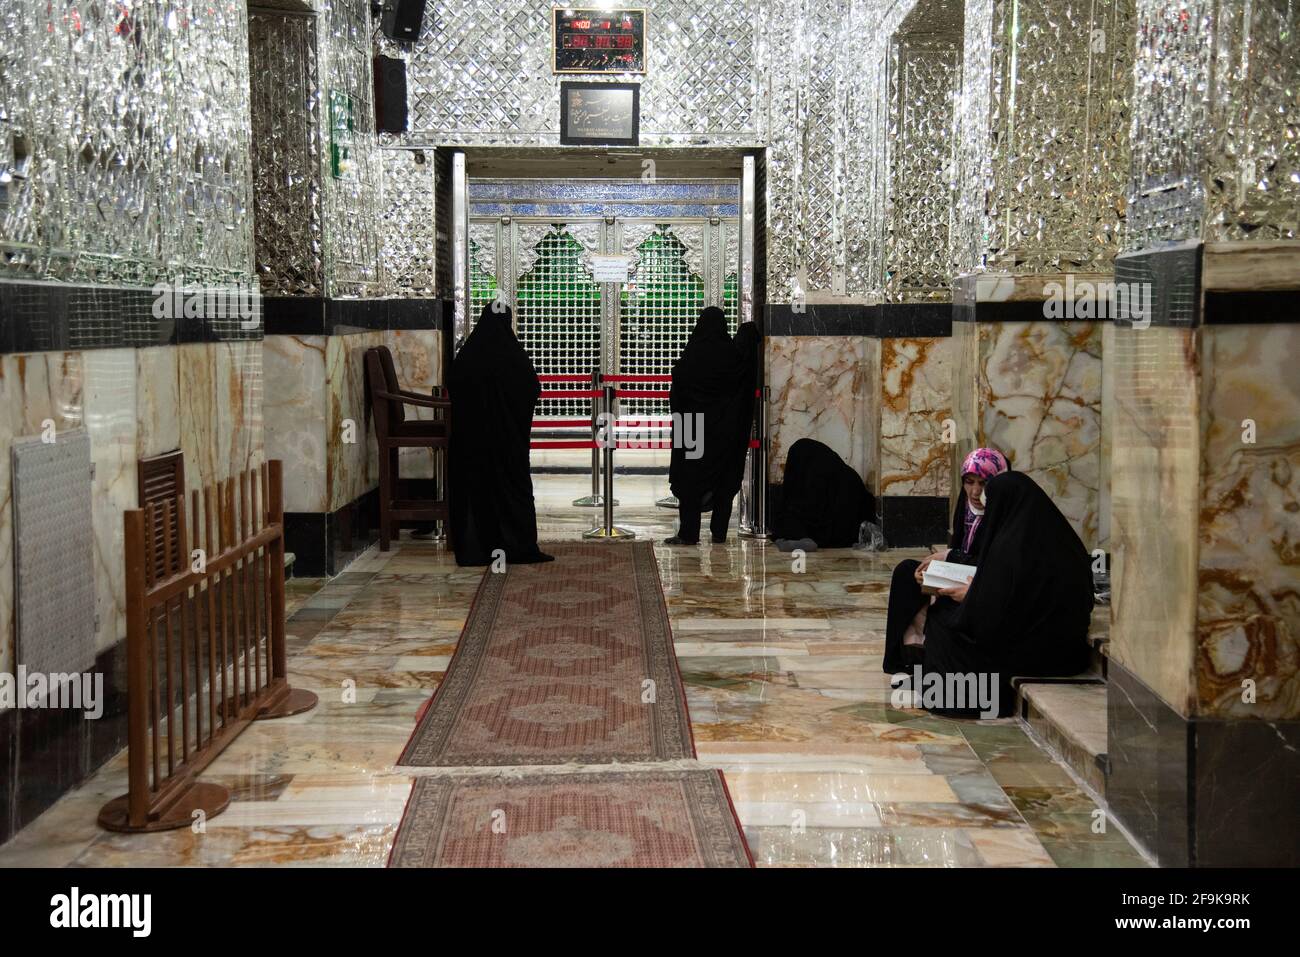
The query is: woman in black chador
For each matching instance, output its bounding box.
[907,471,1094,717]
[882,447,1007,675]
[448,303,553,566]
[770,438,875,549]
[666,307,753,545]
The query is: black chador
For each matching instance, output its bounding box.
[882,468,994,674]
[448,303,553,566]
[918,471,1093,716]
[770,438,875,548]
[667,308,752,544]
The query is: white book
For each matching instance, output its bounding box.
[921,559,976,593]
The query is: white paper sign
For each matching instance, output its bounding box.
[590,255,631,283]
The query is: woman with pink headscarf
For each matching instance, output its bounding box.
[881,447,1008,675]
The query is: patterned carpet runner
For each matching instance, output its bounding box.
[398,542,694,766]
[389,770,751,868]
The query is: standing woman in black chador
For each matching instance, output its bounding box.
[911,471,1094,717]
[666,307,749,545]
[448,302,553,566]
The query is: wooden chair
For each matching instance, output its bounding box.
[364,346,450,551]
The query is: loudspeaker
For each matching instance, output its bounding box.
[373,55,408,134]
[380,0,425,42]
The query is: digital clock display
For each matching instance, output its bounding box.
[553,8,646,74]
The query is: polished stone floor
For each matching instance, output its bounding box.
[0,475,1148,867]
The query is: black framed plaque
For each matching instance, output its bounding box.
[552,8,646,74]
[559,81,640,146]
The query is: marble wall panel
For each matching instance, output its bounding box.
[1197,324,1300,720]
[82,351,139,656]
[387,329,444,481]
[0,341,265,712]
[0,354,85,704]
[767,336,880,492]
[178,342,266,497]
[264,336,330,514]
[263,328,442,513]
[135,348,181,460]
[880,337,954,497]
[953,320,1104,548]
[326,331,387,512]
[1109,325,1200,716]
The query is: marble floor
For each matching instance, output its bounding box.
[0,474,1148,867]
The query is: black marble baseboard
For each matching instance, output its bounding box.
[1105,661,1191,866]
[765,303,875,336]
[263,297,447,336]
[1107,659,1300,867]
[875,303,952,337]
[0,279,262,354]
[951,298,1069,324]
[880,495,949,548]
[764,302,953,337]
[284,478,440,577]
[1203,289,1300,325]
[285,488,380,578]
[0,640,131,847]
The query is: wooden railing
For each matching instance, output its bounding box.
[99,460,317,833]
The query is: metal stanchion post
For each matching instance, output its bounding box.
[583,384,634,540]
[573,369,615,507]
[739,388,764,540]
[655,378,678,509]
[755,384,769,539]
[739,387,769,542]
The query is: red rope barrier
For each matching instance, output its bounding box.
[531,418,593,428]
[530,440,598,450]
[538,390,603,399]
[601,374,672,382]
[613,389,671,399]
[537,374,595,382]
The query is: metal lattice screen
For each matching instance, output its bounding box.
[619,223,730,420]
[515,224,602,419]
[465,217,739,423]
[468,224,499,319]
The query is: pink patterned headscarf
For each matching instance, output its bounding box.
[961,447,1009,481]
[958,447,1008,552]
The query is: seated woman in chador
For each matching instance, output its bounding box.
[891,470,1094,718]
[883,447,1008,676]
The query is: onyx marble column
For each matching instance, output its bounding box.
[876,306,955,546]
[950,275,1107,551]
[1106,245,1300,867]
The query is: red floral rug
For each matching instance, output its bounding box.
[388,770,752,868]
[397,542,695,766]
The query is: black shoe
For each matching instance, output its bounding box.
[711,535,727,544]
[664,536,698,546]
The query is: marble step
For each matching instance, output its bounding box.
[1018,681,1108,795]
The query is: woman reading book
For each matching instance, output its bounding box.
[911,470,1094,716]
[882,447,1008,674]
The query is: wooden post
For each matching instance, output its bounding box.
[268,460,287,682]
[124,510,150,830]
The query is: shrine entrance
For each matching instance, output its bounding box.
[460,176,748,427]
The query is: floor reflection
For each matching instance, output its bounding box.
[0,475,1147,867]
